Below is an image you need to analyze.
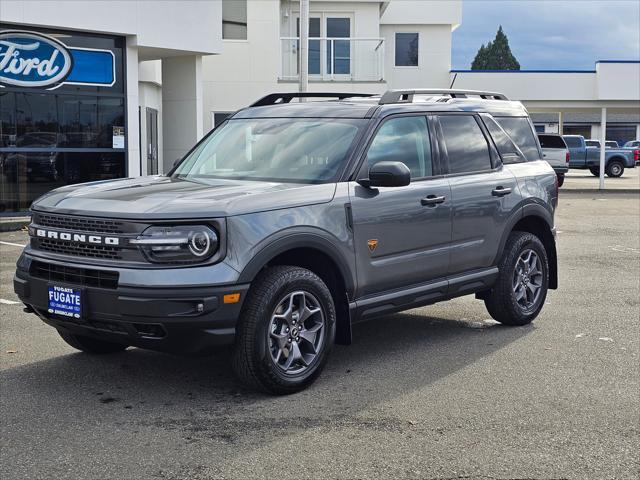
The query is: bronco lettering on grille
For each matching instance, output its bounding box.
[33,228,120,246]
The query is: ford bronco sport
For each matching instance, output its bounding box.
[14,89,558,394]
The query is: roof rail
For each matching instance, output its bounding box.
[379,89,509,105]
[251,92,376,107]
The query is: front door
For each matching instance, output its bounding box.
[349,115,452,298]
[146,107,158,175]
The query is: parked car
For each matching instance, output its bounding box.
[538,133,569,186]
[621,140,640,165]
[587,139,621,149]
[562,135,636,177]
[15,89,559,394]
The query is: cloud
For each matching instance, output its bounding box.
[453,0,640,69]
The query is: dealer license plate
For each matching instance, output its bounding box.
[47,285,82,318]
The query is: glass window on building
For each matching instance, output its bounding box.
[395,33,419,67]
[562,125,591,139]
[222,0,247,40]
[0,26,126,214]
[606,125,637,147]
[213,112,234,128]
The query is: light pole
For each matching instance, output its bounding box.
[299,0,309,100]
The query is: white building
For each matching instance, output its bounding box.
[1,0,638,216]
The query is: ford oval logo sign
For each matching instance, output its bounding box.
[0,31,73,88]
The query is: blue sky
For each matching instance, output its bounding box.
[452,0,640,70]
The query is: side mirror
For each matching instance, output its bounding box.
[358,161,410,188]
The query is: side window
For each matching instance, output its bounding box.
[482,116,524,164]
[366,116,432,179]
[439,115,492,174]
[494,116,541,161]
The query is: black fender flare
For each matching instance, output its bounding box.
[237,229,356,297]
[495,203,558,289]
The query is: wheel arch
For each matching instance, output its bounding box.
[237,233,355,345]
[498,206,558,290]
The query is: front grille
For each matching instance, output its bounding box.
[34,213,124,234]
[38,239,122,260]
[30,260,119,289]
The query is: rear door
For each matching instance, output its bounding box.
[436,114,520,276]
[349,114,451,297]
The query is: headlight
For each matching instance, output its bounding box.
[131,225,218,264]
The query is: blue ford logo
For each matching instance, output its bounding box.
[0,30,73,88]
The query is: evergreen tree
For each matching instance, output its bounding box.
[471,26,520,70]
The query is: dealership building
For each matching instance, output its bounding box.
[1,0,639,215]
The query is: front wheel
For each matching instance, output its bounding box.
[589,167,600,177]
[484,231,549,326]
[232,266,336,394]
[605,160,624,178]
[58,331,128,354]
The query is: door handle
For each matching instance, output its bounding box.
[421,195,446,206]
[492,186,512,197]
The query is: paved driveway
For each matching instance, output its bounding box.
[1,192,638,479]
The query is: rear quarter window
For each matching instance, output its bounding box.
[495,116,541,162]
[538,135,567,149]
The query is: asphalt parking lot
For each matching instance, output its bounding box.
[1,189,638,480]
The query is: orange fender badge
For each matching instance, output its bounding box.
[367,239,378,252]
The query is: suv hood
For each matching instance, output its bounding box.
[31,176,338,219]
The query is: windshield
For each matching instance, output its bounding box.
[173,118,365,183]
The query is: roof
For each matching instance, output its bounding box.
[232,91,530,120]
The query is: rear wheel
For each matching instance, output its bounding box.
[605,160,624,178]
[58,331,128,354]
[556,173,565,187]
[589,167,600,177]
[232,266,336,394]
[484,231,549,326]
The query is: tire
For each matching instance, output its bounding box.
[484,231,549,326]
[605,160,624,178]
[232,266,336,395]
[58,330,128,354]
[556,173,565,187]
[589,167,600,177]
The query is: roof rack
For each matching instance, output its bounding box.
[250,92,376,107]
[378,89,509,105]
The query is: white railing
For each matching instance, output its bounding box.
[280,37,385,82]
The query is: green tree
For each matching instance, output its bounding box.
[471,26,520,70]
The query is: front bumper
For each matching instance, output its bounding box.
[14,254,249,355]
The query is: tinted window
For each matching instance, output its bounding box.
[395,33,419,66]
[585,140,599,148]
[440,115,492,174]
[366,116,432,179]
[495,117,540,161]
[538,135,567,149]
[482,116,523,163]
[563,136,583,148]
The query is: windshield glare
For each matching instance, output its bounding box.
[173,118,364,183]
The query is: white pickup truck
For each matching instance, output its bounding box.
[538,134,570,186]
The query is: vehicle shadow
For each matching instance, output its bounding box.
[1,310,531,448]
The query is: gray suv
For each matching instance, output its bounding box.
[14,89,558,394]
